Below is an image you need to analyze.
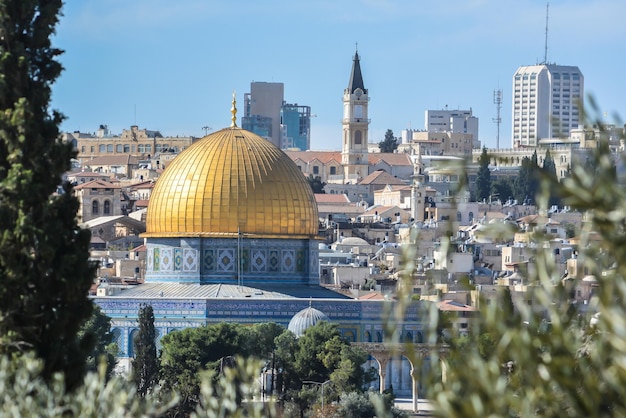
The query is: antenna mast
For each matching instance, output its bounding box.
[493,89,502,150]
[543,2,550,64]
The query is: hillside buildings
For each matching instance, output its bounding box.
[64,124,197,167]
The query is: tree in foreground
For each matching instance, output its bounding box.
[132,304,160,397]
[0,352,176,417]
[0,0,96,390]
[78,305,118,380]
[426,106,626,417]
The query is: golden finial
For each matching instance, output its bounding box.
[230,90,237,128]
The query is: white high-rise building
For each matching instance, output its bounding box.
[511,64,584,148]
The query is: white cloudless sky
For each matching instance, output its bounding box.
[52,0,626,150]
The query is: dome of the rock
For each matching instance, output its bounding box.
[145,126,318,239]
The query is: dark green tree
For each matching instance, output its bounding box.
[492,177,514,204]
[541,149,560,207]
[306,174,326,193]
[378,129,399,153]
[514,156,533,203]
[132,304,159,397]
[159,322,250,415]
[276,321,374,415]
[77,305,118,380]
[0,0,97,390]
[475,147,492,202]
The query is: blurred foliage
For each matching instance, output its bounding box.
[423,101,626,417]
[0,353,175,417]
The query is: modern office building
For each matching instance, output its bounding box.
[511,64,584,148]
[280,103,311,151]
[242,82,284,148]
[243,82,312,151]
[424,108,479,149]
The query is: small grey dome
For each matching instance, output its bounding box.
[288,306,329,337]
[340,237,369,246]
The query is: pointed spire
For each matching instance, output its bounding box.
[346,46,366,94]
[230,90,238,128]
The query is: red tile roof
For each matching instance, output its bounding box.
[368,153,412,166]
[359,170,407,186]
[84,155,140,166]
[437,299,477,312]
[315,193,350,204]
[285,150,342,164]
[74,179,120,190]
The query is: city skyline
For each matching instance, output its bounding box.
[52,0,625,150]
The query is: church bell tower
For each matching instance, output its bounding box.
[342,49,370,184]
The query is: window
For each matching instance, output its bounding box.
[330,166,336,175]
[116,144,123,152]
[107,144,113,153]
[313,166,319,175]
[92,200,99,214]
[99,145,106,153]
[354,131,362,145]
[103,200,111,215]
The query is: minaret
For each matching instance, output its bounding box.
[411,153,426,223]
[342,49,370,184]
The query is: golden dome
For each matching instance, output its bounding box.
[144,127,318,238]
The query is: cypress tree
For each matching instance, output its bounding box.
[132,304,159,397]
[475,147,492,202]
[0,0,96,390]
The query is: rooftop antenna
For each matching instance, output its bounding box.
[493,89,502,150]
[543,2,549,64]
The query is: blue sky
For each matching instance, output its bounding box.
[52,0,626,150]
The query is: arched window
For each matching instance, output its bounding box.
[469,211,474,222]
[103,200,111,215]
[417,331,424,343]
[365,330,372,342]
[99,144,106,153]
[404,331,413,343]
[111,328,123,356]
[129,329,139,357]
[116,144,123,152]
[107,144,113,153]
[457,211,462,222]
[354,131,362,145]
[375,331,383,343]
[343,330,356,342]
[92,200,99,214]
